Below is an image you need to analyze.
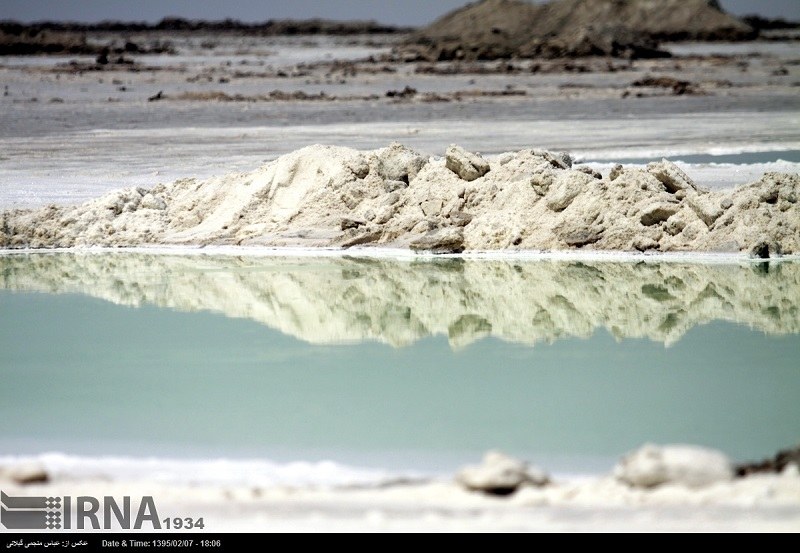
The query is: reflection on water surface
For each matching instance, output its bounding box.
[0,253,797,471]
[1,253,797,347]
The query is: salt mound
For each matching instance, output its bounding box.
[456,451,549,495]
[1,143,798,257]
[403,0,753,61]
[614,444,733,489]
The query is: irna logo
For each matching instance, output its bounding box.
[1,491,161,530]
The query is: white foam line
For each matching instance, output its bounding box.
[1,246,797,264]
[572,144,800,161]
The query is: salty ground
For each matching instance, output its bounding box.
[1,35,798,208]
[1,34,799,531]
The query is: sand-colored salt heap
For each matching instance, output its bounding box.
[1,143,798,256]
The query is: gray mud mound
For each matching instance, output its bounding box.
[1,144,798,257]
[402,0,754,61]
[0,29,99,56]
[402,0,541,61]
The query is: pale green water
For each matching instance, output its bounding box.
[0,253,798,474]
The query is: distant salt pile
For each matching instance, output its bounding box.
[614,444,733,489]
[456,451,550,495]
[1,143,798,256]
[400,0,754,61]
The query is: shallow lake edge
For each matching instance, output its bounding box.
[1,245,799,264]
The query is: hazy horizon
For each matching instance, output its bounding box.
[0,0,797,26]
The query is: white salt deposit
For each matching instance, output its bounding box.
[2,143,797,257]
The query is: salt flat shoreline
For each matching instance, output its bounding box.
[2,471,798,532]
[2,245,799,264]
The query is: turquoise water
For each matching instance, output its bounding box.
[0,253,798,475]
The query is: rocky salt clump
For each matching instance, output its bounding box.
[456,451,549,495]
[1,143,798,256]
[614,444,733,489]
